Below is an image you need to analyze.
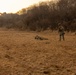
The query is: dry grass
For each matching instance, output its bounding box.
[0,29,76,75]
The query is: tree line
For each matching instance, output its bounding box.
[0,0,76,32]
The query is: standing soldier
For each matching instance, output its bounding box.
[58,23,65,41]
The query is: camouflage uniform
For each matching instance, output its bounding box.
[58,25,65,41]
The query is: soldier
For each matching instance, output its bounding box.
[58,24,65,41]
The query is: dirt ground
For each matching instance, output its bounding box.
[0,29,76,75]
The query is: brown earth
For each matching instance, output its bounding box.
[0,29,76,75]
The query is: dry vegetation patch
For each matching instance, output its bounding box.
[0,30,76,75]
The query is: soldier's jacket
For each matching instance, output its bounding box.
[59,26,65,36]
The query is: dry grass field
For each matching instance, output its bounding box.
[0,28,76,75]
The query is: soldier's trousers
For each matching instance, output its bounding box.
[59,34,65,41]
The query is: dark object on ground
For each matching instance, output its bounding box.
[35,35,48,40]
[43,70,50,74]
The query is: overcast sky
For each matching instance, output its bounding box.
[0,0,52,13]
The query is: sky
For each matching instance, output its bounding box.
[0,0,51,13]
